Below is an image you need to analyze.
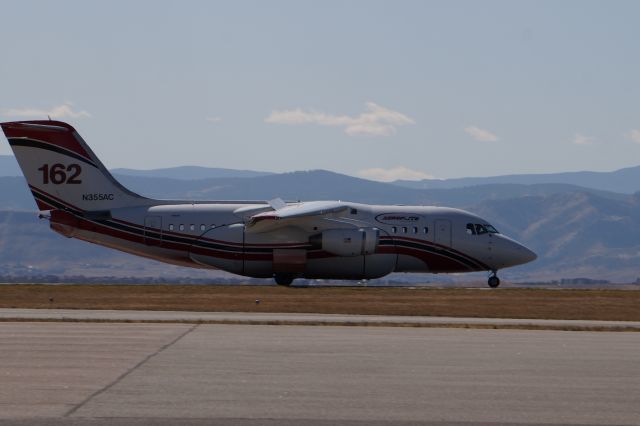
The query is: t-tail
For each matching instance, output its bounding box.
[1,120,152,213]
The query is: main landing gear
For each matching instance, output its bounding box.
[274,274,295,287]
[488,271,500,288]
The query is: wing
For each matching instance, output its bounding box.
[246,201,350,233]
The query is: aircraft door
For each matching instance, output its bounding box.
[434,219,452,247]
[144,216,162,246]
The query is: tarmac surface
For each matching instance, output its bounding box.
[2,308,640,330]
[0,316,639,425]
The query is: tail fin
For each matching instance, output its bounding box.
[1,120,150,212]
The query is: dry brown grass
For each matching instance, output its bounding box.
[1,284,639,322]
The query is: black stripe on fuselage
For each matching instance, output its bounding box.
[8,138,98,168]
[30,187,487,268]
[381,237,489,271]
[31,187,248,254]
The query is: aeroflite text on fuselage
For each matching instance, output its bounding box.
[1,120,536,287]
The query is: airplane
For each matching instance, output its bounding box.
[1,120,536,288]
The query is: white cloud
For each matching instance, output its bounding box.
[206,116,222,123]
[628,129,640,144]
[572,133,594,145]
[1,102,91,119]
[357,166,436,182]
[464,126,499,142]
[265,102,414,137]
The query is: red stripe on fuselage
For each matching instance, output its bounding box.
[382,235,488,270]
[34,186,483,273]
[52,211,480,272]
[378,245,477,272]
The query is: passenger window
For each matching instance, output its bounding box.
[179,224,185,231]
[412,227,418,234]
[392,226,397,234]
[190,224,195,231]
[423,227,429,234]
[210,224,215,229]
[402,227,407,233]
[200,224,206,231]
[169,224,174,231]
[466,223,476,235]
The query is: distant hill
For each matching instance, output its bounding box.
[1,168,640,281]
[112,165,273,180]
[4,152,640,193]
[394,165,640,194]
[0,171,629,211]
[0,177,37,210]
[0,210,223,279]
[471,191,640,281]
[0,155,21,177]
[3,158,640,282]
[91,171,634,206]
[116,170,427,204]
[2,190,640,282]
[0,155,273,179]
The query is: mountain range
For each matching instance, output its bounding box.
[2,154,640,193]
[1,157,639,283]
[0,155,274,180]
[393,165,640,194]
[0,155,20,177]
[111,166,273,180]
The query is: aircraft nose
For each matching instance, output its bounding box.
[492,235,537,268]
[512,243,537,265]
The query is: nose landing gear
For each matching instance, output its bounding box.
[488,271,500,288]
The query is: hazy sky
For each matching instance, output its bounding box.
[1,0,640,181]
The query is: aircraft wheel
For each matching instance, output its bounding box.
[274,274,295,286]
[488,275,500,288]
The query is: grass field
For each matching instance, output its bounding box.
[0,284,639,321]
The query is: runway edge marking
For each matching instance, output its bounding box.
[0,318,638,332]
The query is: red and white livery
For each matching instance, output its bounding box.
[2,120,536,287]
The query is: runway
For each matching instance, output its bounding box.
[0,320,638,425]
[2,308,640,330]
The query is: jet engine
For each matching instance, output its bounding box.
[309,228,380,257]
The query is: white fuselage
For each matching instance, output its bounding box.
[2,119,536,287]
[50,201,536,280]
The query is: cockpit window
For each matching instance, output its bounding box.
[466,223,476,235]
[484,224,499,234]
[467,223,499,235]
[475,224,488,235]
